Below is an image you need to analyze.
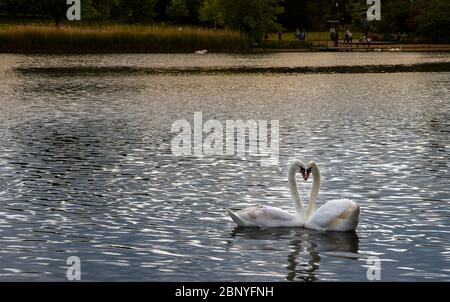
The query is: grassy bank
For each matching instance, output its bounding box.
[0,24,250,53]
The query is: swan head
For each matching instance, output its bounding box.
[304,161,319,181]
[290,159,306,176]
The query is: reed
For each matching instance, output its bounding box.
[0,24,250,53]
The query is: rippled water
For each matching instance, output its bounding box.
[0,53,449,281]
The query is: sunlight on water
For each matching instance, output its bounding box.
[0,53,448,281]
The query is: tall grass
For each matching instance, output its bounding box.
[0,24,250,53]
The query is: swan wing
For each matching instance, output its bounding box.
[228,206,298,227]
[306,199,360,231]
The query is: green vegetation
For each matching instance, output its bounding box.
[414,0,450,43]
[201,0,284,41]
[0,0,285,42]
[0,24,249,53]
[0,0,448,53]
[166,0,190,23]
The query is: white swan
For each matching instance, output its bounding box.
[226,160,307,227]
[194,50,208,54]
[304,161,360,232]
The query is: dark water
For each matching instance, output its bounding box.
[0,53,449,281]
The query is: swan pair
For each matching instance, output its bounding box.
[227,160,360,232]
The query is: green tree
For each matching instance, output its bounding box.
[185,0,202,22]
[119,0,159,23]
[90,0,119,21]
[198,0,223,27]
[218,0,284,41]
[375,0,416,34]
[415,0,450,42]
[166,0,189,23]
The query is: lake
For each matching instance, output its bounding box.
[0,52,449,281]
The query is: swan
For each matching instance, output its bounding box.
[304,161,360,232]
[226,160,307,227]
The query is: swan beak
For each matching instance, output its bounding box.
[303,171,311,181]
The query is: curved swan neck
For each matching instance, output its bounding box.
[288,163,304,216]
[306,162,320,219]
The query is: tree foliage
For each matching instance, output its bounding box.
[118,0,159,22]
[199,0,223,26]
[414,0,450,42]
[166,0,189,23]
[218,0,284,41]
[0,0,448,42]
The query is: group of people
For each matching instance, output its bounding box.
[330,26,353,46]
[265,26,357,46]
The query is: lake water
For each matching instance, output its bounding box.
[0,53,449,281]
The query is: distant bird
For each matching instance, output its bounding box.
[195,50,208,55]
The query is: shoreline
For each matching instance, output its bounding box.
[1,44,450,54]
[1,24,449,54]
[255,44,450,53]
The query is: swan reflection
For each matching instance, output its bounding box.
[231,228,359,281]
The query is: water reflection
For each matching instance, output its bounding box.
[232,228,359,281]
[0,53,449,281]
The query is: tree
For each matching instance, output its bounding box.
[166,0,189,23]
[415,0,450,42]
[277,0,333,31]
[45,0,68,27]
[199,0,223,27]
[0,0,30,19]
[76,0,119,23]
[90,0,119,21]
[374,0,415,34]
[118,0,159,23]
[218,0,284,41]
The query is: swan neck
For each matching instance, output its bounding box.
[306,165,320,219]
[288,166,304,216]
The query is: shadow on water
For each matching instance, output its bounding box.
[231,227,359,281]
[13,62,450,76]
